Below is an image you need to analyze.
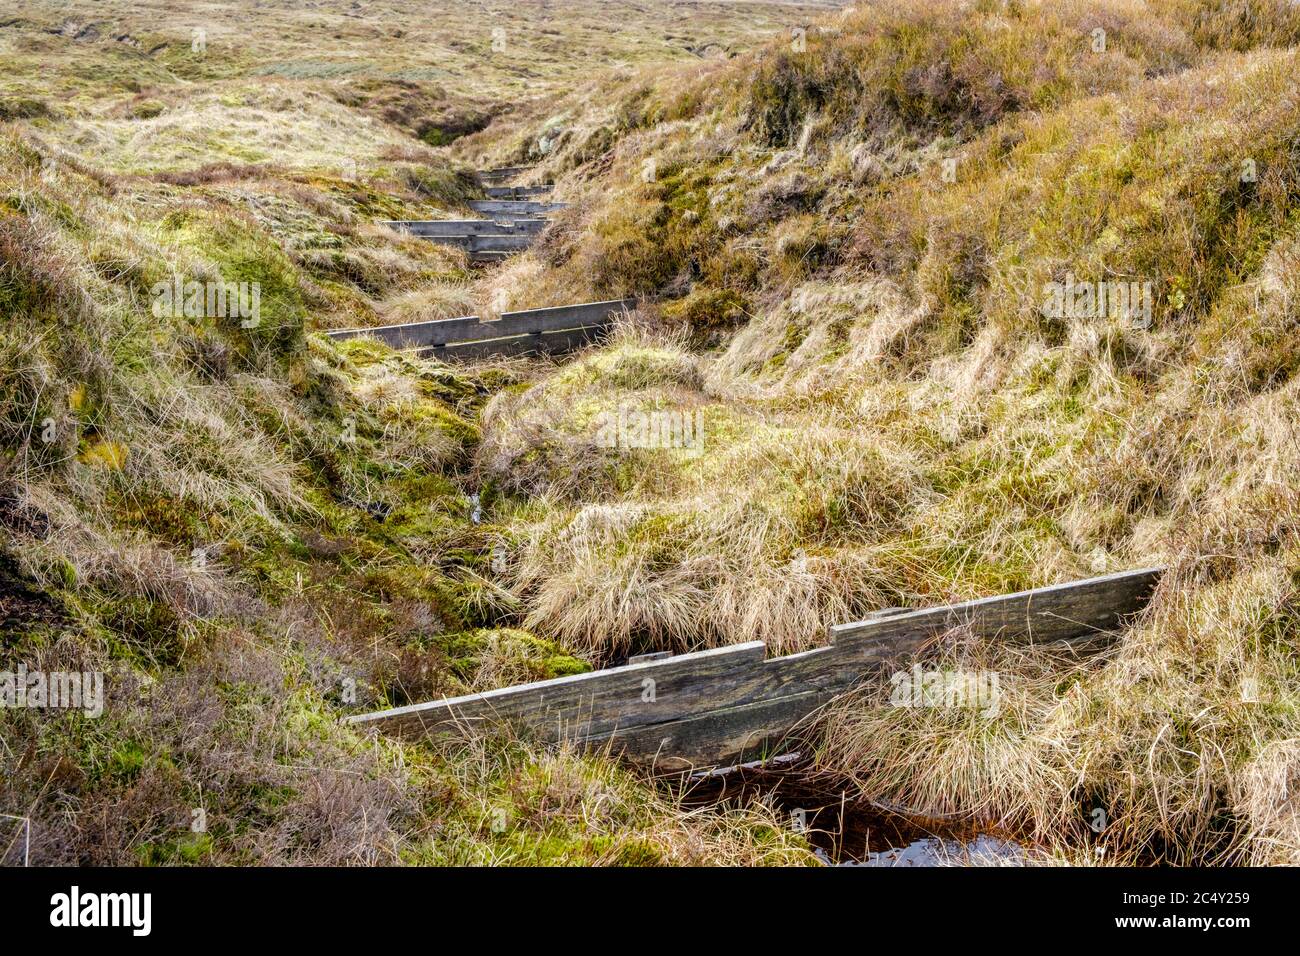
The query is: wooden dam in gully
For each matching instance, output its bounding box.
[349,568,1163,772]
[335,168,1164,773]
[329,166,634,358]
[383,164,564,264]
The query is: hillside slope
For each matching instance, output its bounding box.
[460,0,1300,864]
[5,0,1300,867]
[0,2,819,865]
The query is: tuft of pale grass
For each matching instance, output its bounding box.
[483,330,934,656]
[1238,739,1300,866]
[811,630,1105,846]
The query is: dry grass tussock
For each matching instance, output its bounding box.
[480,326,940,658]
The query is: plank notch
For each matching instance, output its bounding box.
[346,567,1163,770]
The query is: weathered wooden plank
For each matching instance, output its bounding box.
[588,690,835,773]
[383,219,548,237]
[402,301,630,347]
[502,218,548,234]
[382,221,478,237]
[346,568,1164,771]
[326,299,634,349]
[416,234,473,249]
[431,315,576,344]
[469,234,535,253]
[504,218,548,234]
[830,566,1162,657]
[326,315,481,348]
[422,324,608,359]
[468,199,567,216]
[493,298,636,335]
[344,642,767,740]
[485,185,554,199]
[582,570,1160,769]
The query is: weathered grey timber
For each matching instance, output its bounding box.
[585,690,835,773]
[485,184,555,199]
[468,199,568,217]
[469,234,536,252]
[382,219,548,237]
[325,298,637,356]
[478,166,532,184]
[830,565,1162,651]
[423,324,607,359]
[386,233,536,254]
[346,567,1162,771]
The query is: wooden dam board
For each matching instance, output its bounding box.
[348,642,768,740]
[325,299,636,351]
[494,299,637,335]
[470,234,536,252]
[478,166,532,183]
[327,315,480,349]
[413,234,473,249]
[585,690,835,773]
[485,185,554,199]
[830,565,1164,652]
[420,324,606,359]
[346,567,1163,771]
[383,219,547,236]
[468,199,567,216]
